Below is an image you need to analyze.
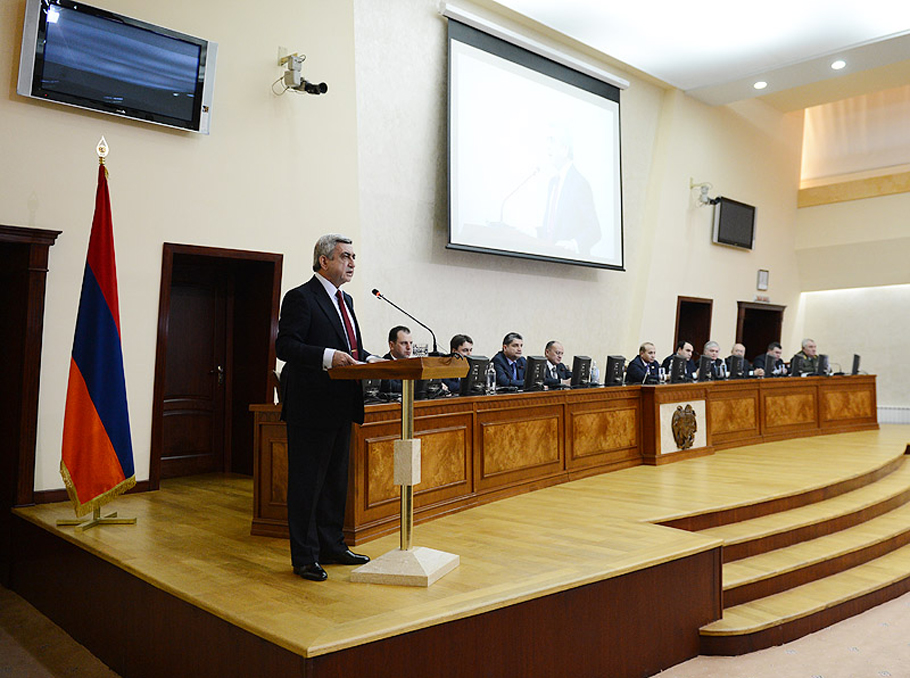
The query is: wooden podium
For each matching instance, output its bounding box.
[330,356,469,586]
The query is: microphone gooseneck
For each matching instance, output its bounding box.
[372,288,439,354]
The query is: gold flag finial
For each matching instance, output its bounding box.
[96,136,109,164]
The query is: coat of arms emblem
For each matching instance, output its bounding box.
[671,404,697,450]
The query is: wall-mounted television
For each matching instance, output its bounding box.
[17,0,218,134]
[712,197,755,250]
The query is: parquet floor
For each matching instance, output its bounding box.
[13,426,909,660]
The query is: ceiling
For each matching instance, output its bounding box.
[494,0,910,110]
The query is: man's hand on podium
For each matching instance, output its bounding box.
[331,351,358,368]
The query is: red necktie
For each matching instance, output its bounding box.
[335,290,359,360]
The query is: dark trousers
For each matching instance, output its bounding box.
[286,422,351,566]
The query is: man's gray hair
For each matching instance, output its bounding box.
[801,338,815,349]
[312,234,353,272]
[704,340,720,351]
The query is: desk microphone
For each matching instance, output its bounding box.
[372,289,439,354]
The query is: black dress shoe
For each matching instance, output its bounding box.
[320,549,370,566]
[293,563,327,581]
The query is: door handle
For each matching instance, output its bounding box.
[211,365,224,385]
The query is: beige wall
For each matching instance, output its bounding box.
[352,0,806,367]
[796,192,910,291]
[1,0,360,489]
[798,285,910,407]
[2,0,846,493]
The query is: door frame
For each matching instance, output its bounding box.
[674,296,713,358]
[150,243,282,490]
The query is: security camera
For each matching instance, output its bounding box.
[281,54,328,95]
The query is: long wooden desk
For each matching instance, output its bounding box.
[251,375,877,544]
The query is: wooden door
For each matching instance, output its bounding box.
[674,296,713,359]
[160,262,230,478]
[736,301,785,363]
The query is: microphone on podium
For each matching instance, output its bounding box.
[372,289,440,355]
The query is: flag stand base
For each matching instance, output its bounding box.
[57,507,136,532]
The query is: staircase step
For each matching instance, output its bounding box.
[723,501,910,606]
[700,542,910,655]
[699,459,910,561]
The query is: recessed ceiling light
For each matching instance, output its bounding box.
[753,81,768,90]
[831,60,847,70]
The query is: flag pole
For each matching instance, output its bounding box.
[57,137,136,532]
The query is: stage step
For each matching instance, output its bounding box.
[658,450,908,532]
[698,458,910,562]
[722,500,910,606]
[700,542,910,655]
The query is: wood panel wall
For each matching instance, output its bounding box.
[251,376,878,544]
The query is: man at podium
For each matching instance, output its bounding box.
[276,234,383,582]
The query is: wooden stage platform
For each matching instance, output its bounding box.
[10,426,910,678]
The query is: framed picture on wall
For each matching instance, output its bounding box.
[757,269,769,291]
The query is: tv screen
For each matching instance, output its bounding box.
[523,356,547,391]
[459,355,489,396]
[571,355,592,386]
[604,355,625,387]
[447,19,624,270]
[712,197,755,250]
[17,0,217,133]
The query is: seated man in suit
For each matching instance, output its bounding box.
[625,342,660,384]
[753,342,788,376]
[725,342,764,377]
[699,341,726,380]
[379,325,412,394]
[543,340,572,388]
[790,338,819,376]
[661,340,696,381]
[442,333,473,393]
[492,332,526,388]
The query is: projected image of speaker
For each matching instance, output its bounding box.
[815,354,830,376]
[604,355,625,387]
[852,354,862,375]
[571,356,592,387]
[728,355,745,380]
[697,355,713,382]
[669,355,688,383]
[523,356,548,391]
[460,355,490,396]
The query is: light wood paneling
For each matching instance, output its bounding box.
[764,391,817,429]
[251,376,880,543]
[798,170,910,207]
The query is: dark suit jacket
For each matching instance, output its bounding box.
[540,164,601,256]
[491,352,526,388]
[625,355,659,384]
[543,361,572,387]
[275,276,371,428]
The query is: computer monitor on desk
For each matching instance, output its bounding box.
[728,355,745,380]
[571,356,592,387]
[697,355,712,382]
[852,354,861,375]
[524,356,547,391]
[669,355,688,384]
[460,356,489,396]
[815,354,830,376]
[604,356,625,387]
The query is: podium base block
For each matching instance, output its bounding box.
[349,546,459,587]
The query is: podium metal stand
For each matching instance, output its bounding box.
[330,356,468,586]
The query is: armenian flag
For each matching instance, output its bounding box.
[60,163,135,516]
